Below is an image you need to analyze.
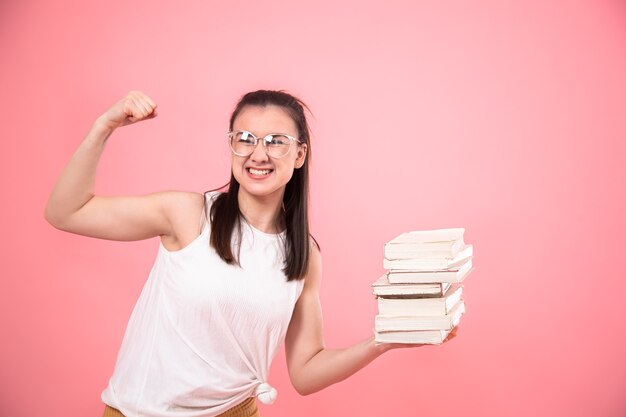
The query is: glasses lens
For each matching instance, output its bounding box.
[230,131,255,156]
[265,134,292,158]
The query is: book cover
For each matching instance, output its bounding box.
[372,274,451,297]
[387,258,473,284]
[374,300,465,331]
[377,283,463,316]
[374,329,452,344]
[383,244,473,271]
[384,228,465,260]
[385,228,465,245]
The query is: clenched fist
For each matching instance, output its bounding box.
[97,91,158,131]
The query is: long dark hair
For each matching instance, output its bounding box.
[208,90,314,281]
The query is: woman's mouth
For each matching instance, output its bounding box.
[247,167,274,177]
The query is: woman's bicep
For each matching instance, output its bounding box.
[50,191,196,242]
[285,247,324,382]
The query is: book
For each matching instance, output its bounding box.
[383,244,473,271]
[387,258,473,284]
[372,274,451,298]
[374,300,464,331]
[374,329,452,344]
[384,228,465,260]
[377,283,463,316]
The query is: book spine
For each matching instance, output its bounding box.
[387,271,458,284]
[377,300,447,316]
[377,286,462,315]
[374,329,449,344]
[374,315,457,331]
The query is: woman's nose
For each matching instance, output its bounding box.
[250,139,269,161]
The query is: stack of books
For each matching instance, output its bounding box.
[372,228,473,344]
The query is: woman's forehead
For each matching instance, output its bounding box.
[232,105,297,135]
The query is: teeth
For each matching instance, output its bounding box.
[249,168,271,175]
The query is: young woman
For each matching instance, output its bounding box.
[45,90,451,417]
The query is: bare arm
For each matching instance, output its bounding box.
[44,91,192,241]
[284,246,457,395]
[284,247,391,395]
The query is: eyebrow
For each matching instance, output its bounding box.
[235,130,295,137]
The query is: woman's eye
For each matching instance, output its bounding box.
[238,132,255,144]
[268,135,288,145]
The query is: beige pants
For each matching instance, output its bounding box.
[103,397,260,417]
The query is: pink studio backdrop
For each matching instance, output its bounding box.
[1,1,625,416]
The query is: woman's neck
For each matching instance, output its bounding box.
[237,189,284,234]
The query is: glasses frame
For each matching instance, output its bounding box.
[227,130,302,158]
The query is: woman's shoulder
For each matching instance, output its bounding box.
[298,240,322,292]
[164,190,221,210]
[203,190,223,205]
[157,190,205,213]
[158,191,212,251]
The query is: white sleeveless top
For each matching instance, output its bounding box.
[101,192,305,417]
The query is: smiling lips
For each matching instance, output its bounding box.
[247,167,273,177]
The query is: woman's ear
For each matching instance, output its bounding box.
[295,144,307,169]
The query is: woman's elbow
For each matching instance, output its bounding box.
[290,374,324,396]
[43,206,62,229]
[44,198,84,232]
[292,382,317,396]
[43,205,69,231]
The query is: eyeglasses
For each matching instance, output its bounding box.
[227,130,301,158]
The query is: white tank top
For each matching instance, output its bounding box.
[101,192,305,417]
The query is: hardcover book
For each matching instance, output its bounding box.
[377,284,463,316]
[387,258,473,284]
[383,245,473,271]
[384,228,465,260]
[374,329,453,344]
[374,300,465,331]
[372,274,451,297]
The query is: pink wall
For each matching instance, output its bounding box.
[2,1,625,416]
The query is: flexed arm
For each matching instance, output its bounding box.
[44,91,191,242]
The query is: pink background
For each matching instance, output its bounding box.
[2,1,625,416]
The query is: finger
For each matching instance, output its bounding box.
[145,109,158,119]
[387,342,426,349]
[120,96,132,114]
[130,95,150,119]
[141,93,157,109]
[138,95,157,117]
[131,91,157,114]
[443,327,459,342]
[121,98,141,123]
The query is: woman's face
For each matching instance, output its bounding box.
[231,104,307,202]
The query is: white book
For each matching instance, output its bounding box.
[383,245,473,271]
[387,258,473,284]
[374,300,464,332]
[377,284,463,316]
[384,228,465,260]
[374,329,452,344]
[372,274,451,297]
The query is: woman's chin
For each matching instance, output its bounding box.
[238,182,284,200]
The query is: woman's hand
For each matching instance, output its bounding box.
[96,90,158,131]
